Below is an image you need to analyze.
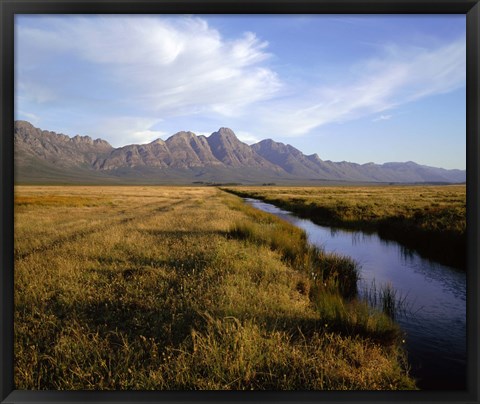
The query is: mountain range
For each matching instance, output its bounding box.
[14,120,466,184]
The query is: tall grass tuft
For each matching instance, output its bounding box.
[361,280,413,320]
[305,247,359,300]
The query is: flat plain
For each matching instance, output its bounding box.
[15,185,415,390]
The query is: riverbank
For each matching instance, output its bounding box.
[242,196,466,390]
[223,185,466,270]
[14,185,415,390]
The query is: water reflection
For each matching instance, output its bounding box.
[244,198,466,390]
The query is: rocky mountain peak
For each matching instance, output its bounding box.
[72,134,93,144]
[15,120,35,131]
[93,138,111,146]
[209,128,239,143]
[150,138,166,145]
[257,138,281,148]
[217,127,236,136]
[167,131,197,141]
[69,134,112,151]
[307,153,323,163]
[14,120,466,184]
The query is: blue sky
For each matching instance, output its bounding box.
[15,15,466,169]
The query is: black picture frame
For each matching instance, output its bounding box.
[1,1,479,403]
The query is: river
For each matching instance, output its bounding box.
[244,198,467,390]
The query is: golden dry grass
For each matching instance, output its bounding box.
[14,185,415,390]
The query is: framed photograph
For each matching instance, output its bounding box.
[1,0,479,403]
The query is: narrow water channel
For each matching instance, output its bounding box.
[244,198,466,390]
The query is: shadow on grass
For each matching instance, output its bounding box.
[262,313,401,346]
[44,271,206,349]
[143,229,230,238]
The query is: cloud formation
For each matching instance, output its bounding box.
[80,117,167,147]
[16,16,465,146]
[16,16,280,125]
[258,37,465,136]
[372,114,393,122]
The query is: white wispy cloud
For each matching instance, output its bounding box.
[80,117,166,147]
[258,37,465,136]
[16,110,41,125]
[191,131,213,138]
[372,114,392,122]
[16,15,281,137]
[16,16,465,146]
[235,131,261,144]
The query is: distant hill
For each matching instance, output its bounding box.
[14,120,466,184]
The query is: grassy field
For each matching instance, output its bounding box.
[14,185,415,390]
[223,185,466,269]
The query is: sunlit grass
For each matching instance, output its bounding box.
[223,185,466,269]
[14,185,415,390]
